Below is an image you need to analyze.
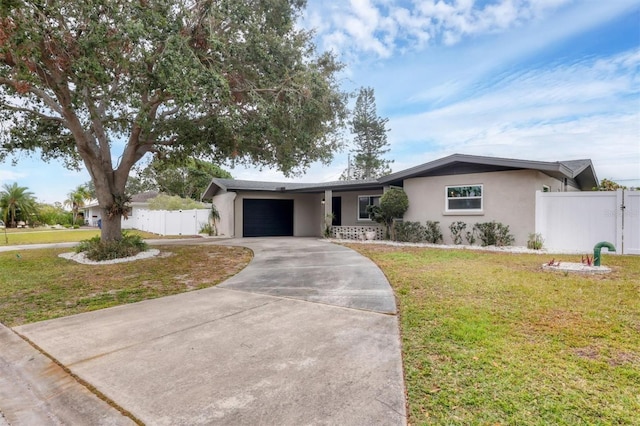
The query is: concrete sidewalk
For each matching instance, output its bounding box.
[0,323,134,425]
[4,238,407,425]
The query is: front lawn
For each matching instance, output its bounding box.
[350,245,640,425]
[0,228,166,245]
[0,245,252,326]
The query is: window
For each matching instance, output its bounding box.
[445,185,483,211]
[358,195,381,220]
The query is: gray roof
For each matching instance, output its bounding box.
[202,154,599,198]
[379,153,598,190]
[202,178,384,199]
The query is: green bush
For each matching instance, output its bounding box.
[424,220,443,244]
[367,188,409,239]
[73,224,80,229]
[527,233,544,250]
[465,229,476,245]
[199,222,216,236]
[76,231,149,261]
[473,221,514,246]
[394,221,427,242]
[148,194,207,211]
[449,221,466,245]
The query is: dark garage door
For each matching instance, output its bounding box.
[243,199,294,237]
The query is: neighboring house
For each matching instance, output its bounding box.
[83,191,160,228]
[201,154,598,246]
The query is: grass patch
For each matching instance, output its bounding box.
[0,228,167,245]
[348,245,640,425]
[0,245,252,326]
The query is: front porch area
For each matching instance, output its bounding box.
[330,225,384,240]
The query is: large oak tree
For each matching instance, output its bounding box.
[0,0,347,241]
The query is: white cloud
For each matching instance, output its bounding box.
[385,48,640,183]
[304,0,580,59]
[0,169,26,184]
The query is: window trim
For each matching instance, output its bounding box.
[445,184,483,212]
[357,194,382,221]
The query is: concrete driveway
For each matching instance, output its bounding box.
[8,238,406,425]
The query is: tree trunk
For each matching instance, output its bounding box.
[100,211,123,241]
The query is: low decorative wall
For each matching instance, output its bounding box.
[331,225,383,240]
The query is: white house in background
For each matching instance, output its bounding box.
[83,191,160,228]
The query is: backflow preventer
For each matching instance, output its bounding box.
[593,241,616,267]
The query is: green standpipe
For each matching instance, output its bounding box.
[593,242,616,267]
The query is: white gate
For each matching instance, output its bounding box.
[623,191,640,254]
[535,190,639,254]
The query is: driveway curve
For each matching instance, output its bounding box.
[11,238,406,425]
[218,237,397,313]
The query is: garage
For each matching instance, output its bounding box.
[243,199,294,237]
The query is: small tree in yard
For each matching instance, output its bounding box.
[367,188,408,239]
[0,0,347,245]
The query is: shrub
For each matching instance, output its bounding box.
[76,231,149,261]
[394,221,427,242]
[465,229,477,245]
[73,224,80,229]
[148,194,207,211]
[424,221,443,244]
[200,222,216,236]
[473,221,514,246]
[527,233,544,250]
[449,221,466,245]
[367,188,409,239]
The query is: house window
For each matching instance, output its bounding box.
[445,185,483,211]
[358,195,381,220]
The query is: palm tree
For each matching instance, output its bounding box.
[0,183,37,227]
[209,203,220,236]
[64,185,92,226]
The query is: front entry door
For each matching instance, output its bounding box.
[332,196,342,226]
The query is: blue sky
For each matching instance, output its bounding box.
[1,0,639,204]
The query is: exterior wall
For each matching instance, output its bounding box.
[85,206,101,226]
[212,192,236,237]
[332,189,384,227]
[233,191,324,237]
[403,169,567,246]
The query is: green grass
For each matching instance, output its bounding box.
[0,228,172,245]
[349,245,640,425]
[0,245,252,326]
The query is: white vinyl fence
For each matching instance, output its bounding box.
[126,208,211,236]
[535,190,639,254]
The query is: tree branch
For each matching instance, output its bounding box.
[0,102,64,122]
[0,77,64,115]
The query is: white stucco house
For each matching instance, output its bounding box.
[201,154,598,246]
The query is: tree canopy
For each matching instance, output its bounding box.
[127,158,232,200]
[63,184,92,225]
[594,178,627,191]
[0,182,37,227]
[341,87,392,180]
[0,0,347,241]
